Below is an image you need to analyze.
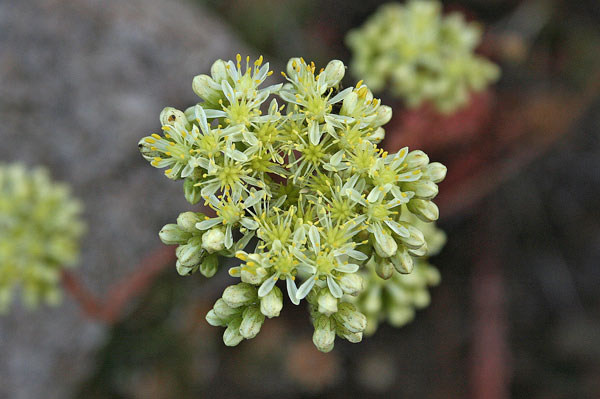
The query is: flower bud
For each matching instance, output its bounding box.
[424,266,441,285]
[407,199,439,222]
[374,105,392,126]
[386,281,411,305]
[223,317,244,346]
[213,298,241,321]
[375,260,395,280]
[175,260,197,276]
[391,247,414,274]
[205,309,226,327]
[241,266,268,285]
[405,150,429,170]
[239,305,265,339]
[202,227,225,253]
[373,233,397,258]
[222,283,257,308]
[425,162,447,183]
[159,107,187,127]
[407,242,428,257]
[413,289,431,308]
[184,178,202,205]
[338,273,364,296]
[192,74,221,103]
[200,253,219,278]
[403,180,438,200]
[177,236,204,267]
[312,314,336,353]
[317,290,339,316]
[286,57,302,78]
[210,59,229,84]
[335,324,363,343]
[323,59,345,87]
[362,286,383,313]
[177,211,202,232]
[367,127,385,143]
[159,224,191,245]
[341,91,358,115]
[388,306,415,327]
[260,286,283,318]
[334,302,367,333]
[364,315,379,336]
[397,224,425,249]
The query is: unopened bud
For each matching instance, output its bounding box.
[205,309,226,327]
[338,273,364,296]
[202,227,225,253]
[334,302,367,333]
[159,224,190,245]
[223,317,244,346]
[374,105,392,126]
[260,286,283,318]
[407,199,439,222]
[210,59,229,84]
[397,223,425,249]
[323,60,345,87]
[425,162,447,183]
[222,283,257,308]
[373,233,397,258]
[376,260,395,280]
[159,107,186,127]
[177,212,202,232]
[177,236,204,267]
[391,247,414,274]
[192,74,221,104]
[403,180,438,200]
[213,298,241,321]
[317,290,339,316]
[312,314,336,353]
[388,306,415,327]
[200,253,219,278]
[239,305,265,339]
[405,150,429,170]
[184,178,202,205]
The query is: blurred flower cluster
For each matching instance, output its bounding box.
[140,55,446,352]
[0,164,85,312]
[346,0,500,113]
[351,213,445,335]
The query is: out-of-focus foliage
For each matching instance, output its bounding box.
[0,164,85,312]
[346,0,500,112]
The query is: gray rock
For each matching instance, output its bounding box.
[0,0,247,397]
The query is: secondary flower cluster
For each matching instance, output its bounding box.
[140,55,447,352]
[0,164,85,312]
[346,0,500,113]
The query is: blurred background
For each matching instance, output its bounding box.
[1,0,599,398]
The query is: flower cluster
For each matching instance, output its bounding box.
[0,164,85,312]
[140,55,447,352]
[346,0,500,113]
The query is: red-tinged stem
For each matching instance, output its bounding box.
[61,245,176,324]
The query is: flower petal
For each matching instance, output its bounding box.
[297,277,316,300]
[327,276,343,298]
[258,275,278,297]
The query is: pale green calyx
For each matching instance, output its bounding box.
[0,163,85,312]
[141,54,447,352]
[346,0,500,113]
